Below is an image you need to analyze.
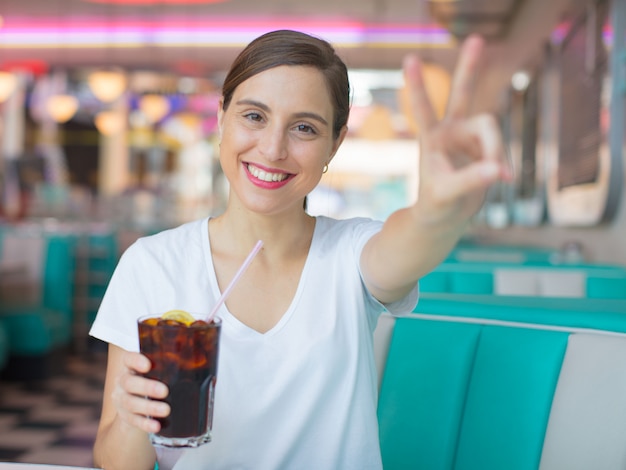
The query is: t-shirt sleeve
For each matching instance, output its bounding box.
[380,283,419,315]
[350,218,419,317]
[89,239,154,352]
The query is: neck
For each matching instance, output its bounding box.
[209,203,315,260]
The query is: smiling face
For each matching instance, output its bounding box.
[218,65,347,217]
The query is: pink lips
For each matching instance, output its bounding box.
[244,163,293,189]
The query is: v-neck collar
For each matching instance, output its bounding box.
[201,217,321,338]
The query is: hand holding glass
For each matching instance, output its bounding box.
[138,314,221,448]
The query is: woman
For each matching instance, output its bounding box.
[90,29,509,469]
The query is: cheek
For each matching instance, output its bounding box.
[219,146,240,180]
[298,142,335,170]
[218,132,243,166]
[217,135,238,176]
[221,124,255,153]
[218,132,259,183]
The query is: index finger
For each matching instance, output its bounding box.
[123,350,152,374]
[446,34,485,119]
[403,54,438,132]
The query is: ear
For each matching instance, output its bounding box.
[327,125,348,164]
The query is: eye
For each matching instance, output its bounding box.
[244,112,263,123]
[294,123,317,135]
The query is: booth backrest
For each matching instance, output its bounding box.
[0,230,77,357]
[375,302,626,470]
[42,235,76,316]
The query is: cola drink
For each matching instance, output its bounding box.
[138,315,221,448]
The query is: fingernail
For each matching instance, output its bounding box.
[156,383,168,397]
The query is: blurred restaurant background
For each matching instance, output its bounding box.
[0,0,625,467]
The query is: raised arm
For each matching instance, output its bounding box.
[361,35,511,304]
[93,344,168,469]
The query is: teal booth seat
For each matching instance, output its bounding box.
[418,271,449,293]
[420,261,626,299]
[414,293,626,331]
[0,233,76,379]
[378,318,567,470]
[376,295,626,470]
[449,271,493,294]
[586,276,626,299]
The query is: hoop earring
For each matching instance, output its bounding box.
[322,164,329,174]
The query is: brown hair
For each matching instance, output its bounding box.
[221,30,350,140]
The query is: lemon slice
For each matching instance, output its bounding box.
[161,309,195,326]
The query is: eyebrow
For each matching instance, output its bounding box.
[235,99,329,127]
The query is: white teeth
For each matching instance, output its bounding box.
[247,164,288,182]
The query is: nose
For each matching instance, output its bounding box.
[258,124,288,161]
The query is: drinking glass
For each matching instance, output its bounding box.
[137,314,221,448]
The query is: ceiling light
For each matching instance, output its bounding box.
[511,71,531,91]
[139,94,170,124]
[45,94,79,123]
[95,110,126,136]
[88,69,128,103]
[0,71,18,103]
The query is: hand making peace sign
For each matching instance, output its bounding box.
[403,34,513,226]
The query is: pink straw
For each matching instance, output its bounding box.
[206,240,264,322]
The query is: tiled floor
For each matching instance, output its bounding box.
[0,351,107,468]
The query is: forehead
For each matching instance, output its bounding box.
[232,65,334,114]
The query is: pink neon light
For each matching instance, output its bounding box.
[551,20,613,45]
[0,17,453,47]
[0,17,445,31]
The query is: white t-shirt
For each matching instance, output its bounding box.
[90,216,418,470]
